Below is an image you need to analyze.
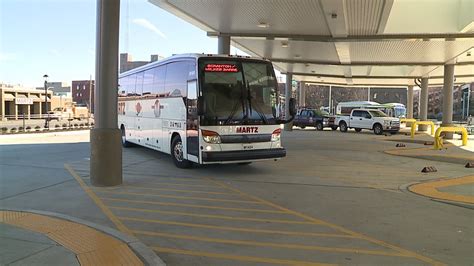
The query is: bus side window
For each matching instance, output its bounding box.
[153,65,166,97]
[143,69,154,96]
[164,61,188,97]
[125,74,136,97]
[135,72,144,97]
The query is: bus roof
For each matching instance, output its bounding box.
[337,101,381,107]
[119,53,271,77]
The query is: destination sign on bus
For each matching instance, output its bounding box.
[204,64,239,73]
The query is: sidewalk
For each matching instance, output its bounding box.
[409,175,474,206]
[0,210,163,266]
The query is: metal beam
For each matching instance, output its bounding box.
[302,80,463,87]
[285,72,474,80]
[208,32,474,42]
[271,58,474,67]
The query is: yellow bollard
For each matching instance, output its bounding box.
[434,127,468,150]
[411,121,435,138]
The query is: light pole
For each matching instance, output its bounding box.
[43,74,49,129]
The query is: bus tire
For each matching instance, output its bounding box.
[171,136,191,168]
[120,126,133,147]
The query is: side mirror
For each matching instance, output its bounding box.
[197,96,205,116]
[289,98,297,116]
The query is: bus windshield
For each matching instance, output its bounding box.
[199,59,278,126]
[394,107,406,118]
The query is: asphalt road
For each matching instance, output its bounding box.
[1,129,473,265]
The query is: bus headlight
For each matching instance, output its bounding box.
[202,130,221,144]
[271,128,281,142]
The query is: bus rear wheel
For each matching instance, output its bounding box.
[121,126,132,148]
[171,136,191,168]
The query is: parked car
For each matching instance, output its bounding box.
[335,109,400,135]
[293,108,337,130]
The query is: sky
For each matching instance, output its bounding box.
[0,0,245,87]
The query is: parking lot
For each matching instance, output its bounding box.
[2,129,471,265]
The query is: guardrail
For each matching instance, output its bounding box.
[434,126,468,150]
[410,121,435,138]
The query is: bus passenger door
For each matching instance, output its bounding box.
[186,80,199,161]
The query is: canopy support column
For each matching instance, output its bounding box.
[90,0,122,187]
[442,64,455,139]
[284,73,293,131]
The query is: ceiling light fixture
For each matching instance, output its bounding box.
[281,42,288,48]
[257,22,269,28]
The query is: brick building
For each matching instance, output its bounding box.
[72,80,95,113]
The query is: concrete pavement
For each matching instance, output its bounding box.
[1,129,473,265]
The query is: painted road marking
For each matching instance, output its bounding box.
[152,246,334,266]
[134,230,406,257]
[65,164,132,235]
[109,206,317,225]
[94,190,264,204]
[101,197,288,214]
[138,181,220,188]
[1,211,142,266]
[409,175,474,204]
[119,216,354,238]
[118,185,239,195]
[66,162,445,265]
[205,177,446,266]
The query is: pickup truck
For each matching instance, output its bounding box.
[293,108,337,131]
[335,109,400,135]
[48,106,89,121]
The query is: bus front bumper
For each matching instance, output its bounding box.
[202,148,286,163]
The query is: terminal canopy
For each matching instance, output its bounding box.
[151,0,474,86]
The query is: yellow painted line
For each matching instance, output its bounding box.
[121,185,239,195]
[205,177,446,266]
[64,164,132,236]
[101,197,288,214]
[109,206,319,225]
[0,211,142,266]
[385,149,474,160]
[152,246,334,266]
[409,175,474,204]
[140,181,220,188]
[134,230,407,257]
[94,190,262,204]
[119,216,353,238]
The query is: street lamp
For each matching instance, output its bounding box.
[43,74,49,129]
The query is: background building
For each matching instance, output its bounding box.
[1,83,52,120]
[36,82,71,97]
[72,80,95,113]
[120,53,164,73]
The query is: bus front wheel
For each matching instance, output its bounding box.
[171,136,192,168]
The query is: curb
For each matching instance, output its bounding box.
[2,208,166,266]
[399,182,474,210]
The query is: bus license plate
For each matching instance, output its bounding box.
[243,144,253,150]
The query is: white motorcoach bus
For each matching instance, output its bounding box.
[118,54,295,168]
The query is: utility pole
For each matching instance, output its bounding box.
[43,74,49,129]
